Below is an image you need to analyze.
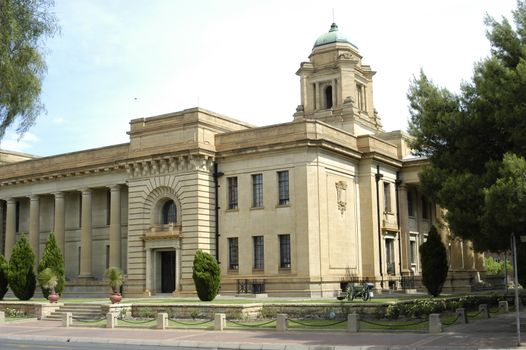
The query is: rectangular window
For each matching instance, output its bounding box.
[106,245,110,269]
[409,240,416,265]
[385,239,395,275]
[106,190,111,226]
[279,234,291,269]
[407,191,414,217]
[422,197,429,219]
[277,171,289,205]
[227,177,238,209]
[15,201,20,233]
[228,237,239,270]
[253,236,264,269]
[384,182,391,212]
[252,174,263,208]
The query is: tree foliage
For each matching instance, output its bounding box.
[0,254,8,300]
[408,2,526,252]
[37,233,64,298]
[192,250,220,301]
[8,235,36,300]
[419,226,449,297]
[0,0,59,139]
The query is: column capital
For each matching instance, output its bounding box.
[6,197,15,205]
[29,194,40,201]
[108,184,121,192]
[53,191,65,198]
[80,188,92,194]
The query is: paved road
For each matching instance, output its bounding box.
[1,310,525,350]
[0,339,202,350]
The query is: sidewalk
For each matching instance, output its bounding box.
[0,311,524,350]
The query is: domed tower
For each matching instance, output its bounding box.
[294,23,383,135]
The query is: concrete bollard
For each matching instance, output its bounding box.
[214,313,226,331]
[478,304,489,318]
[455,308,467,324]
[157,313,168,330]
[276,314,287,332]
[428,313,442,333]
[62,312,72,328]
[0,311,4,324]
[106,312,116,329]
[347,313,359,333]
[499,300,509,313]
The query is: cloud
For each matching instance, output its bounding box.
[52,117,65,124]
[0,132,40,153]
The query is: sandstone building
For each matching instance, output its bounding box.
[0,24,483,297]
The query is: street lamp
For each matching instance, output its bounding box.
[512,234,525,346]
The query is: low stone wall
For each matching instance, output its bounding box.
[131,302,391,320]
[0,302,63,319]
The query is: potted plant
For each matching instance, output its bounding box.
[37,268,59,303]
[104,266,125,304]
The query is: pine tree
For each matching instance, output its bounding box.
[8,235,36,300]
[192,250,220,301]
[0,254,8,300]
[38,233,65,298]
[419,226,448,297]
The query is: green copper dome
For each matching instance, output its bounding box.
[313,23,355,48]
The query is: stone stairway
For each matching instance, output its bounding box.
[42,303,103,321]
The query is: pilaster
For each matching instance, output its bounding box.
[398,184,410,272]
[53,192,65,254]
[109,185,121,268]
[4,198,15,260]
[79,189,92,278]
[29,195,40,263]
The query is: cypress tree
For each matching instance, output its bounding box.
[0,254,8,300]
[38,233,65,297]
[8,235,36,300]
[419,226,448,297]
[192,250,220,301]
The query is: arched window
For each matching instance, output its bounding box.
[162,200,177,224]
[325,86,333,109]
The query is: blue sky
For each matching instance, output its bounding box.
[0,0,518,156]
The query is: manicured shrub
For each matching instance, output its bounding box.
[0,254,8,300]
[419,226,448,297]
[385,304,400,319]
[192,250,220,301]
[38,233,65,298]
[8,235,36,300]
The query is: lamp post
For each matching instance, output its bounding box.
[512,234,524,346]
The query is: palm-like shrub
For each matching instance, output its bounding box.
[38,233,65,298]
[8,235,36,300]
[104,266,125,294]
[192,250,220,301]
[419,226,448,297]
[0,255,8,300]
[37,268,58,295]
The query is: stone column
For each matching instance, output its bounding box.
[145,248,151,295]
[29,195,40,262]
[109,185,121,268]
[5,198,16,259]
[53,192,66,254]
[398,184,409,272]
[315,82,320,110]
[176,245,182,292]
[332,78,337,107]
[0,201,4,257]
[79,189,92,278]
[463,240,475,271]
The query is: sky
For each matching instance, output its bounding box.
[0,0,519,156]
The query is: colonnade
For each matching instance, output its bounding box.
[0,184,125,278]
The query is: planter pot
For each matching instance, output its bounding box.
[110,293,122,304]
[48,293,60,303]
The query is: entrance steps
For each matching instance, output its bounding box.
[42,303,103,321]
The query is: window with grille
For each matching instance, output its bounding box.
[227,177,238,209]
[228,237,239,270]
[253,236,264,269]
[162,200,177,224]
[252,174,263,208]
[279,234,291,268]
[277,171,289,205]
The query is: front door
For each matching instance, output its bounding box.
[160,251,176,293]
